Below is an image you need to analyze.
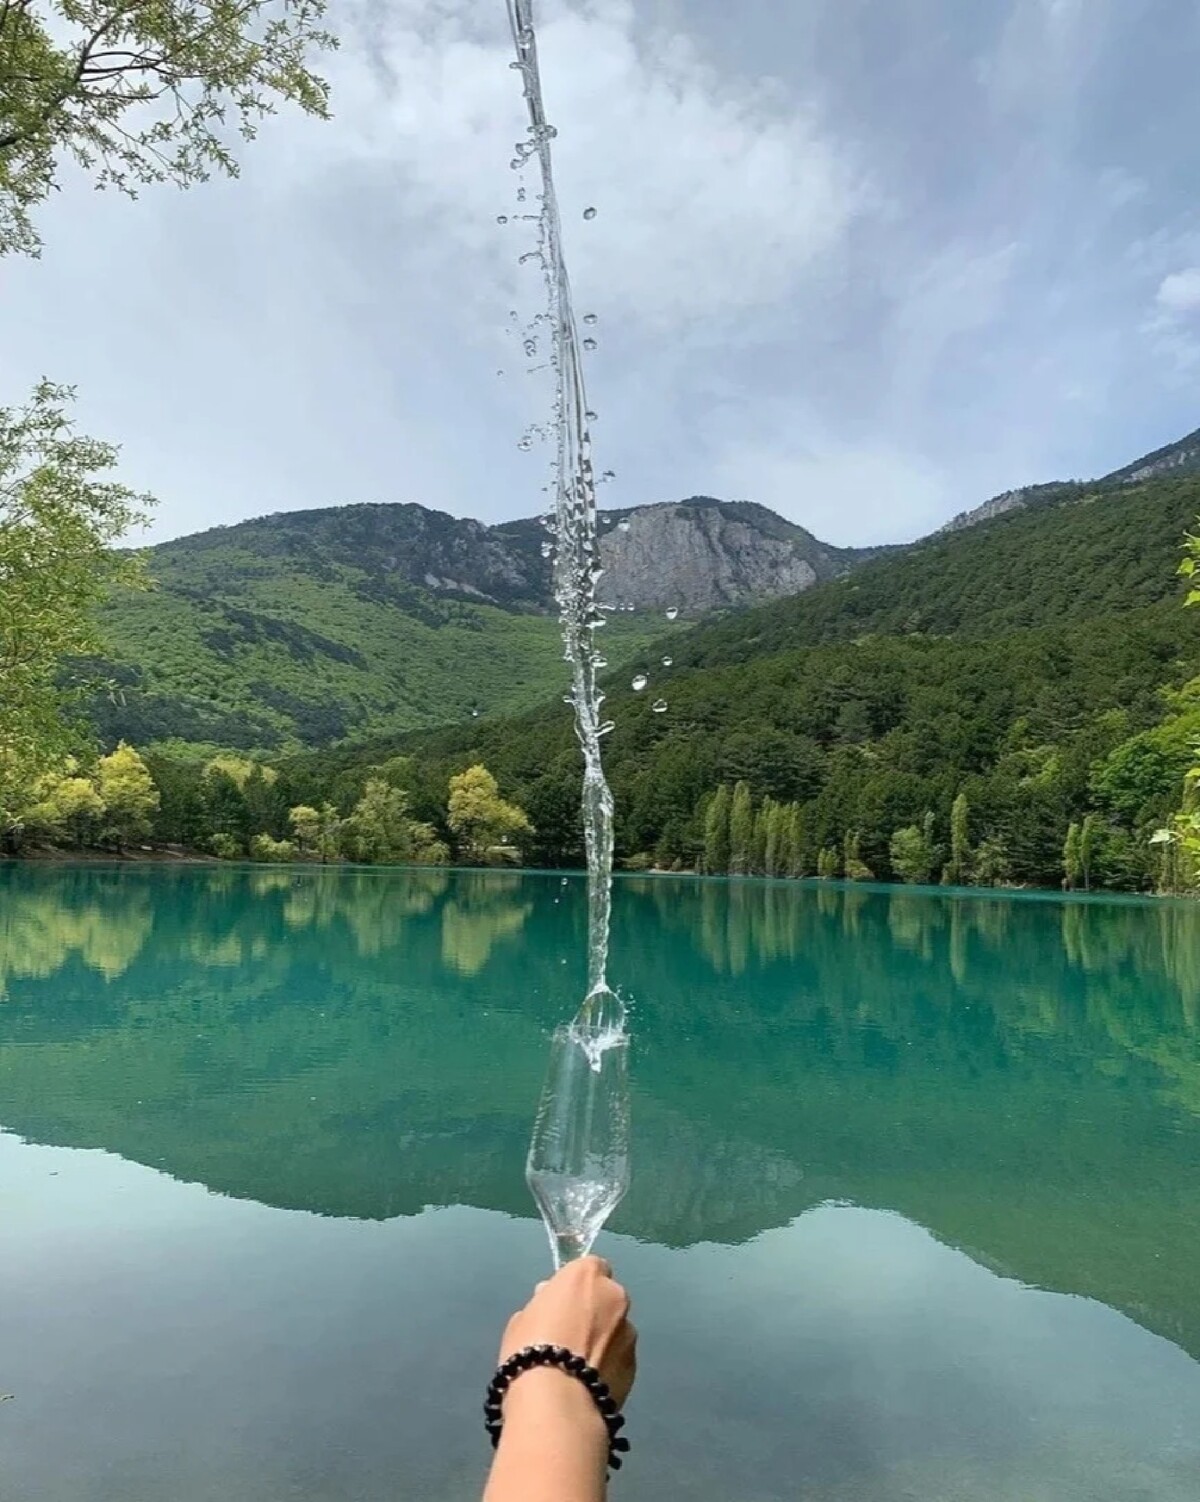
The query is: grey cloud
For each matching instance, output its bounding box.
[1,0,1198,550]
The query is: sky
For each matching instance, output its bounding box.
[3,0,1200,548]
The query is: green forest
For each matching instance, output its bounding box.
[8,409,1200,897]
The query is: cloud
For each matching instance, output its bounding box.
[332,0,864,332]
[1156,268,1200,316]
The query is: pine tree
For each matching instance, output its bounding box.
[843,829,874,881]
[945,792,972,885]
[1063,822,1082,891]
[729,781,754,875]
[764,800,786,877]
[703,785,732,874]
[750,798,772,875]
[1079,813,1102,892]
[817,845,841,879]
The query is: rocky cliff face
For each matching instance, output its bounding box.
[176,494,875,617]
[595,498,865,613]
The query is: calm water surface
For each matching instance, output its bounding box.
[1,864,1198,1501]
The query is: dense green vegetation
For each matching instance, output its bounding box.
[90,511,681,750]
[270,473,1200,893]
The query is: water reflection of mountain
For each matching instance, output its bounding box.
[1,864,1198,1360]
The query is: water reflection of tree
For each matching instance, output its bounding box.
[0,871,154,996]
[440,871,532,976]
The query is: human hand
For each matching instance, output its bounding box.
[499,1256,637,1407]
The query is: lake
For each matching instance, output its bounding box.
[1,863,1198,1501]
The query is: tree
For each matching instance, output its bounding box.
[750,798,771,876]
[22,760,104,845]
[289,801,343,863]
[890,813,937,885]
[0,384,150,843]
[347,779,447,865]
[973,835,1011,887]
[703,785,732,874]
[1079,812,1102,892]
[0,0,336,257]
[843,829,874,881]
[944,792,972,886]
[1063,821,1082,891]
[288,804,322,857]
[816,845,840,879]
[249,833,296,863]
[728,781,753,875]
[202,767,251,854]
[764,799,786,877]
[447,765,531,864]
[95,741,159,848]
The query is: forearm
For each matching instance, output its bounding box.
[483,1368,609,1502]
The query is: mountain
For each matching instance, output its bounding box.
[938,423,1200,534]
[286,467,1200,890]
[91,496,871,752]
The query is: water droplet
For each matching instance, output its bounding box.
[632,674,648,692]
[497,214,509,225]
[561,876,569,886]
[661,655,673,667]
[541,540,553,558]
[665,606,679,621]
[600,469,615,482]
[517,187,527,202]
[518,436,533,452]
[618,520,631,532]
[582,338,598,352]
[524,338,538,357]
[652,699,668,714]
[625,604,636,612]
[496,369,505,377]
[472,707,480,718]
[583,206,598,220]
[585,409,598,422]
[583,313,598,326]
[593,655,608,668]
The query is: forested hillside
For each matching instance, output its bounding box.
[89,496,859,750]
[276,472,1200,892]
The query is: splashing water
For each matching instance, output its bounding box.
[506,0,623,1038]
[507,0,631,1265]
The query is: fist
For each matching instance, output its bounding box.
[500,1256,637,1407]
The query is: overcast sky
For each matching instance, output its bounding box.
[3,0,1200,547]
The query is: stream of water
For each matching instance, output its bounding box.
[505,0,631,1259]
[505,1,623,1041]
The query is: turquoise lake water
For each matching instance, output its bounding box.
[1,862,1198,1500]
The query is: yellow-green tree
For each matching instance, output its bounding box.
[289,804,320,857]
[22,761,104,846]
[447,765,532,864]
[0,384,150,846]
[0,0,335,258]
[345,780,447,866]
[96,742,159,849]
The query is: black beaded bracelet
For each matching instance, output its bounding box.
[484,1343,631,1474]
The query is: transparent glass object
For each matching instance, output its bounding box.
[526,1024,631,1268]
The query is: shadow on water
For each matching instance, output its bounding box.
[1,863,1198,1364]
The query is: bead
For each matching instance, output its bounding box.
[612,1436,631,1452]
[609,1414,625,1432]
[609,1454,623,1471]
[598,1395,617,1418]
[515,1349,534,1369]
[565,1355,586,1373]
[551,1345,571,1363]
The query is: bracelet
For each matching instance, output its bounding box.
[484,1343,631,1473]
